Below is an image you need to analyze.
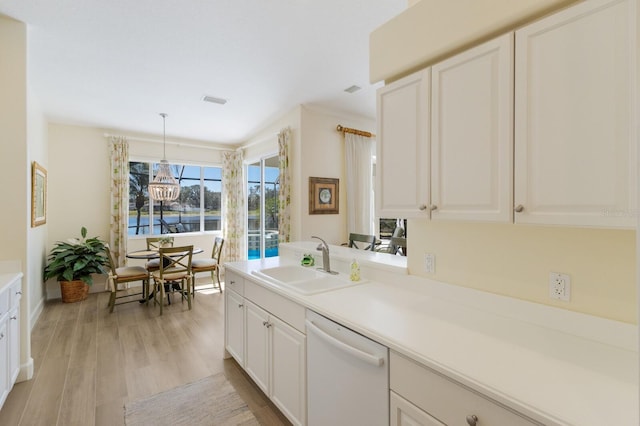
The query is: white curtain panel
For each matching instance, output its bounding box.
[278,127,292,244]
[109,136,129,267]
[345,133,375,236]
[222,150,246,262]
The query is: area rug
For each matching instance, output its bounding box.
[124,373,259,426]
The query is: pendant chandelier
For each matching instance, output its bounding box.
[148,113,180,201]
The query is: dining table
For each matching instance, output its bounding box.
[126,247,204,303]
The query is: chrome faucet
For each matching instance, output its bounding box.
[311,236,338,275]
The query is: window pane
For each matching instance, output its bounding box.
[264,163,279,258]
[247,162,261,259]
[204,166,222,231]
[129,162,150,235]
[176,165,200,233]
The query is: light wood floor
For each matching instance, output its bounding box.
[0,283,290,426]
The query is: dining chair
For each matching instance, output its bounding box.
[348,233,376,251]
[191,237,224,295]
[105,245,150,313]
[144,236,174,273]
[150,245,194,315]
[389,236,407,256]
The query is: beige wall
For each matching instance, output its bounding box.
[46,123,232,297]
[299,106,376,245]
[409,221,636,323]
[242,105,376,246]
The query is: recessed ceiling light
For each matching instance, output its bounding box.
[344,85,361,94]
[202,95,228,105]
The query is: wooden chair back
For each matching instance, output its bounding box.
[348,233,376,251]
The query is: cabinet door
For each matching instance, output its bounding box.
[0,322,8,409]
[224,289,245,366]
[270,315,306,426]
[431,33,514,222]
[244,300,270,395]
[8,306,19,385]
[390,391,445,426]
[514,0,636,227]
[376,69,431,219]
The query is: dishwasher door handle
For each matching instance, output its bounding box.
[306,319,385,367]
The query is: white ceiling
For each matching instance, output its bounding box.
[0,0,406,145]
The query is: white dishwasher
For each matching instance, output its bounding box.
[306,310,389,426]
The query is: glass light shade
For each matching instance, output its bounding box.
[148,160,180,201]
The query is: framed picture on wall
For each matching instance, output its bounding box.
[31,161,47,227]
[309,177,339,214]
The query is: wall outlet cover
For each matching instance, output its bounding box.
[424,253,435,273]
[549,272,571,302]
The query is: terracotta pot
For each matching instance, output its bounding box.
[60,280,89,303]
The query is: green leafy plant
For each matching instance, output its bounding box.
[158,235,174,245]
[43,227,109,286]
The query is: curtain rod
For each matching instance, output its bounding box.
[336,124,375,138]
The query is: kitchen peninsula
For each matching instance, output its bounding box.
[224,241,638,426]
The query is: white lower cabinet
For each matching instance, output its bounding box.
[390,351,540,426]
[0,321,8,408]
[224,288,245,365]
[391,391,444,426]
[224,272,306,425]
[0,276,21,410]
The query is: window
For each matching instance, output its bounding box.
[128,161,222,236]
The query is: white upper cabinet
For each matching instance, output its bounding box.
[376,69,431,219]
[514,0,637,228]
[431,33,514,222]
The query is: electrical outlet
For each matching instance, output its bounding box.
[549,272,571,301]
[424,253,435,273]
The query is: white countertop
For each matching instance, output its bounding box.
[225,244,638,426]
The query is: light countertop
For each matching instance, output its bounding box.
[225,243,638,426]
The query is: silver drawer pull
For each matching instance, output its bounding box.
[430,205,438,211]
[10,315,17,320]
[238,303,244,308]
[514,204,524,213]
[418,204,427,211]
[229,280,235,285]
[466,414,478,426]
[0,333,4,340]
[15,291,22,295]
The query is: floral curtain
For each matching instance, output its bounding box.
[278,127,292,243]
[109,136,129,267]
[222,150,246,262]
[345,132,375,235]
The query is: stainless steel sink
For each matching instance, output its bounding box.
[251,265,365,295]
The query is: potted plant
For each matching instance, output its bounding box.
[158,235,174,248]
[43,227,109,303]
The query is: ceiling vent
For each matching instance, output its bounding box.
[202,95,228,105]
[344,85,361,93]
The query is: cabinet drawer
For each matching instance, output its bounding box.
[225,270,244,295]
[244,279,305,333]
[390,352,540,426]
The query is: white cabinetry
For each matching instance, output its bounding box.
[224,270,306,425]
[0,275,21,410]
[431,33,514,222]
[224,270,245,365]
[390,351,539,426]
[390,391,444,426]
[376,69,430,219]
[514,0,636,228]
[8,280,21,385]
